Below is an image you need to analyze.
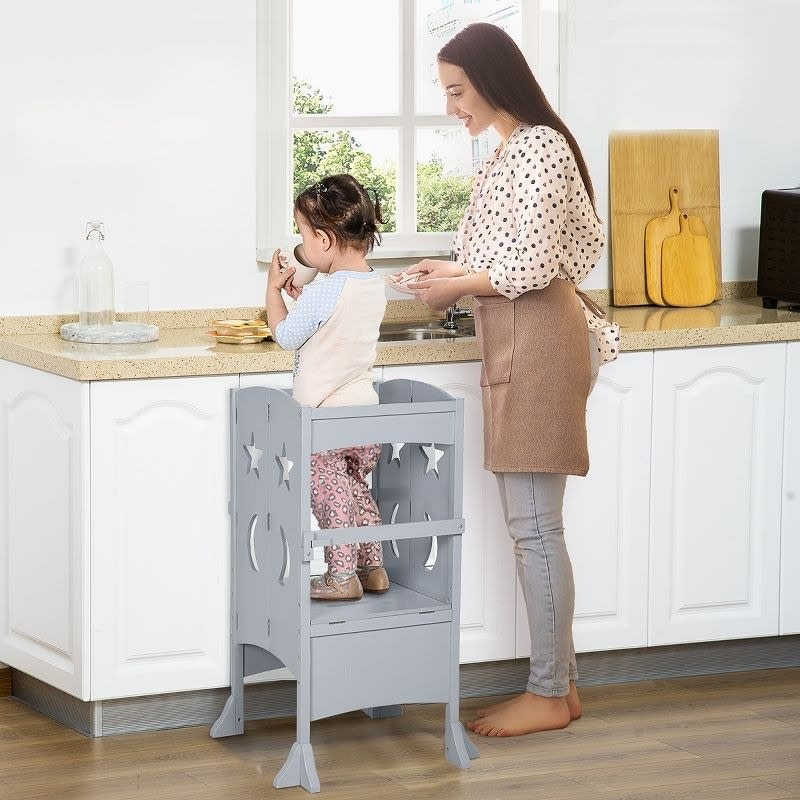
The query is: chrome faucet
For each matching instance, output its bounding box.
[442,249,474,330]
[443,304,473,330]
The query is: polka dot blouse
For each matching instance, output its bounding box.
[453,124,620,365]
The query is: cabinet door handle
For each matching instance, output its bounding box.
[248,514,259,572]
[279,526,290,585]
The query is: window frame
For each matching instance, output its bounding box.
[256,0,559,262]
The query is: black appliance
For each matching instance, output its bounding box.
[757,187,800,309]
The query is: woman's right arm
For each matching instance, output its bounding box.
[405,259,468,280]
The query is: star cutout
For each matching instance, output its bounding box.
[420,443,445,476]
[244,434,263,478]
[276,444,294,488]
[390,442,405,463]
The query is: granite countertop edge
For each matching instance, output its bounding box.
[3,291,800,382]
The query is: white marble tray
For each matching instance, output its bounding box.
[59,322,160,344]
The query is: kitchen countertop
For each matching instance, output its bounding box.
[2,296,800,381]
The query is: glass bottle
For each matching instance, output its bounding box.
[78,220,115,327]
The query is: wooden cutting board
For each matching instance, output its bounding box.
[610,130,722,306]
[661,213,717,307]
[644,187,681,305]
[645,188,712,305]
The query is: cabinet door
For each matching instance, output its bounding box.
[516,352,654,657]
[649,343,785,646]
[91,375,238,699]
[382,363,516,663]
[0,362,90,698]
[782,342,800,634]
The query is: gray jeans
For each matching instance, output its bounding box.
[495,471,578,697]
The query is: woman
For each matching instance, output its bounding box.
[407,23,612,737]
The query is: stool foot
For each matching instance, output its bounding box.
[274,742,320,793]
[445,720,479,767]
[210,694,244,738]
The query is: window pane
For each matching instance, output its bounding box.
[416,0,523,116]
[416,126,498,232]
[292,128,397,233]
[292,0,400,116]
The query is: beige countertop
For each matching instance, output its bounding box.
[2,295,800,381]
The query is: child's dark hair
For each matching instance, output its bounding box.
[294,174,384,254]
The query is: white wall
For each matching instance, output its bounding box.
[562,0,800,290]
[3,1,799,315]
[1,1,259,316]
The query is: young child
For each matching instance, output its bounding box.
[266,174,389,601]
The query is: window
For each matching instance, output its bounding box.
[257,0,551,260]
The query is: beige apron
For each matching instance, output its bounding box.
[474,278,591,475]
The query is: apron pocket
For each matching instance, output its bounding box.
[474,296,515,387]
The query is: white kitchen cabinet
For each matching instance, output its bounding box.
[382,363,516,664]
[0,361,90,698]
[782,342,800,634]
[516,351,654,657]
[90,375,238,699]
[649,343,786,646]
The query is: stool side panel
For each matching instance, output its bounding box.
[233,389,271,653]
[263,388,310,677]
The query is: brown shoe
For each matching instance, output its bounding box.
[310,572,363,601]
[357,566,390,594]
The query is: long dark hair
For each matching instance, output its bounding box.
[439,23,598,216]
[295,174,384,254]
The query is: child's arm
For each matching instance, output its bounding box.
[268,262,344,352]
[265,248,295,330]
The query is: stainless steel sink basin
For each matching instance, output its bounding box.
[378,320,475,342]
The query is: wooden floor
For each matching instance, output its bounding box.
[0,667,10,697]
[1,668,799,799]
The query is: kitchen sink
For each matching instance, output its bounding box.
[378,320,475,342]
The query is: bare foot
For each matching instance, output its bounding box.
[567,682,582,720]
[466,692,571,737]
[477,682,582,721]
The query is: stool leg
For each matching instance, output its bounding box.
[274,662,320,792]
[445,716,480,766]
[210,643,245,738]
[274,741,320,793]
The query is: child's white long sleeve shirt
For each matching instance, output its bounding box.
[274,271,386,408]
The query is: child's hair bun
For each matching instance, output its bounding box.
[295,174,383,254]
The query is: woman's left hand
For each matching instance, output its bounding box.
[412,277,464,311]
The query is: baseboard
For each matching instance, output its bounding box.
[11,635,800,737]
[0,665,10,697]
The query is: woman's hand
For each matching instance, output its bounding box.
[397,259,467,282]
[410,259,468,280]
[412,277,465,311]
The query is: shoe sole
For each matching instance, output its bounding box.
[310,595,363,601]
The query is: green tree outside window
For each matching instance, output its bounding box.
[292,79,472,235]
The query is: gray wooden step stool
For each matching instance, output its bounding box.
[210,379,479,792]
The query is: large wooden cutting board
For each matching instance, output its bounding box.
[609,130,722,306]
